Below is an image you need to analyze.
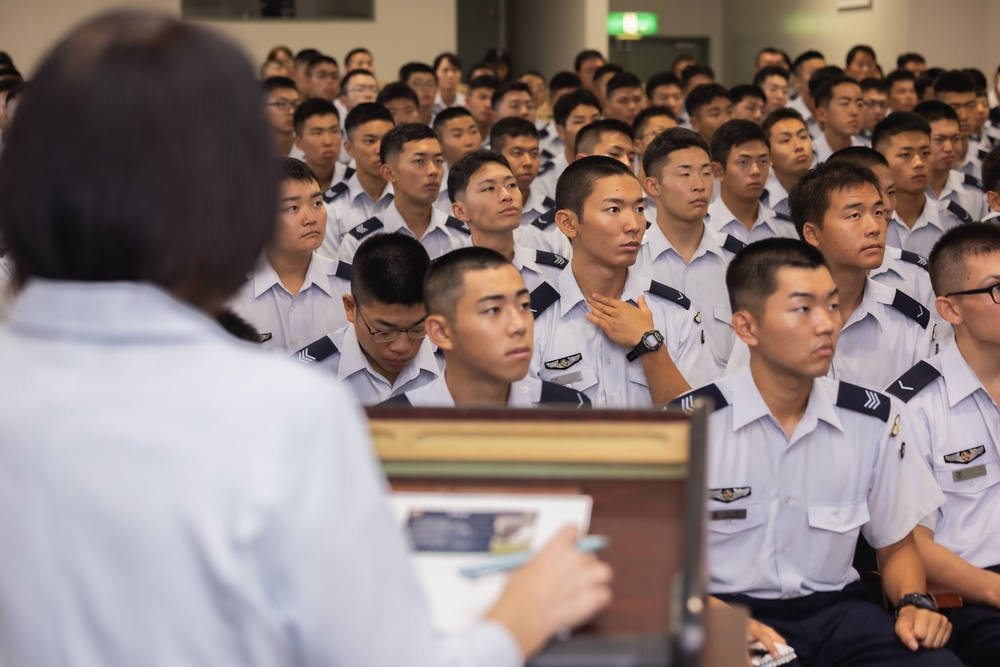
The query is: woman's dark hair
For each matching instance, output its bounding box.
[0,10,277,311]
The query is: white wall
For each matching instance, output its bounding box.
[0,0,456,79]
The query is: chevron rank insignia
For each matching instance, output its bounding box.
[836,382,890,422]
[670,383,728,413]
[532,209,556,229]
[886,361,941,403]
[535,250,568,268]
[648,281,691,310]
[899,250,929,270]
[322,181,349,204]
[944,446,986,465]
[544,353,582,370]
[445,216,471,234]
[293,336,339,364]
[889,289,930,329]
[348,216,384,240]
[710,487,751,503]
[947,200,973,224]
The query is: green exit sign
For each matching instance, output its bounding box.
[607,12,658,37]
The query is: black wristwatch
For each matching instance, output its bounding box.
[895,592,938,618]
[626,329,664,362]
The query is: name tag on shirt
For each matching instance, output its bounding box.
[711,509,747,521]
[953,465,987,483]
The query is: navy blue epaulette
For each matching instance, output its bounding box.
[532,208,557,230]
[890,289,930,329]
[722,234,747,255]
[542,196,556,210]
[964,173,984,191]
[529,281,560,319]
[773,210,792,222]
[348,216,384,240]
[539,381,591,408]
[534,250,568,269]
[669,383,729,413]
[322,181,350,204]
[979,148,990,161]
[899,250,929,271]
[539,126,550,139]
[886,360,941,403]
[293,336,338,364]
[378,393,412,407]
[334,261,352,281]
[537,160,555,176]
[835,381,891,422]
[991,107,1000,126]
[947,200,973,224]
[540,148,555,160]
[342,166,356,182]
[445,216,471,235]
[759,188,769,202]
[648,281,692,310]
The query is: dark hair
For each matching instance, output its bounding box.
[753,66,789,88]
[376,81,419,107]
[306,54,338,76]
[681,64,715,89]
[913,100,959,125]
[813,75,859,109]
[399,61,435,83]
[929,222,1000,297]
[467,74,500,94]
[448,149,511,203]
[556,155,635,220]
[575,118,633,155]
[549,71,580,94]
[425,246,510,319]
[293,98,339,136]
[963,68,988,91]
[482,48,512,81]
[914,71,939,100]
[433,106,474,134]
[633,105,677,138]
[467,62,497,80]
[729,84,766,105]
[826,145,890,171]
[433,52,462,74]
[593,63,624,84]
[685,82,729,117]
[380,122,437,163]
[605,72,642,100]
[0,10,276,309]
[0,51,14,69]
[982,145,1000,194]
[710,119,769,168]
[872,111,931,153]
[896,53,925,70]
[294,48,320,65]
[646,71,682,98]
[339,68,376,94]
[807,65,846,99]
[860,77,888,95]
[344,47,370,66]
[279,156,319,186]
[886,69,916,88]
[762,107,806,135]
[4,81,28,107]
[792,50,825,77]
[353,233,431,306]
[262,75,297,96]
[642,127,710,179]
[846,45,876,68]
[490,116,538,153]
[344,102,393,137]
[757,47,791,70]
[788,162,882,238]
[726,238,829,315]
[491,81,531,109]
[553,89,601,127]
[574,49,605,73]
[933,70,976,96]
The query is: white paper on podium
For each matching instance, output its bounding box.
[387,492,593,634]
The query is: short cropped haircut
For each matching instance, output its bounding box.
[685,83,729,117]
[295,48,320,64]
[929,222,1000,297]
[788,162,882,238]
[433,52,462,73]
[574,49,604,73]
[380,122,437,163]
[467,74,500,95]
[933,70,976,96]
[352,233,431,307]
[792,50,825,77]
[860,78,888,95]
[399,61,435,83]
[549,71,580,94]
[344,47,370,66]
[262,76,297,96]
[813,75,860,109]
[807,65,846,99]
[553,89,601,127]
[897,53,926,70]
[730,84,766,105]
[886,69,916,88]
[490,116,538,153]
[593,63,623,84]
[757,47,790,69]
[826,145,890,171]
[339,68,376,93]
[376,81,419,107]
[425,246,510,319]
[432,106,474,138]
[982,146,1000,195]
[846,45,876,68]
[344,102,393,137]
[726,238,830,316]
[0,10,276,308]
[753,66,790,88]
[710,119,769,169]
[575,118,633,155]
[872,111,931,153]
[914,71,939,100]
[491,81,531,109]
[681,64,715,89]
[293,98,339,136]
[555,155,636,221]
[280,156,319,186]
[646,71,681,98]
[762,107,807,135]
[605,72,642,100]
[913,100,959,125]
[964,68,988,91]
[633,105,677,138]
[306,54,338,76]
[642,127,710,180]
[448,149,511,203]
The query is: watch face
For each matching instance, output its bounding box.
[643,331,661,347]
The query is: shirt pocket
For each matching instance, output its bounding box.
[713,305,733,329]
[806,500,870,585]
[538,365,599,394]
[707,502,766,587]
[935,460,1000,496]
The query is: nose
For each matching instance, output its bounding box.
[388,334,413,354]
[862,210,882,236]
[816,306,838,336]
[507,306,529,337]
[500,183,514,202]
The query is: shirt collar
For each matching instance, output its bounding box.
[708,197,780,235]
[844,276,888,332]
[523,187,551,216]
[558,265,646,318]
[337,324,441,386]
[346,172,393,205]
[730,363,843,433]
[512,242,539,275]
[890,197,947,233]
[940,341,987,408]
[382,201,450,238]
[645,220,724,263]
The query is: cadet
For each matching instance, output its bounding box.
[533,89,602,201]
[303,54,340,102]
[489,117,551,228]
[448,150,566,293]
[762,108,814,220]
[934,70,983,180]
[298,233,443,404]
[603,72,644,125]
[492,81,536,125]
[874,112,952,257]
[632,105,679,220]
[336,68,380,164]
[686,83,732,144]
[634,127,743,373]
[343,47,374,75]
[887,69,920,113]
[707,119,794,243]
[432,52,464,115]
[845,44,878,82]
[399,62,437,126]
[292,99,350,190]
[536,71,581,158]
[672,238,958,667]
[984,146,1000,222]
[645,71,685,122]
[319,103,395,259]
[887,222,1000,667]
[465,74,499,147]
[432,107,482,213]
[860,78,889,144]
[376,82,421,125]
[229,158,351,353]
[262,76,300,157]
[754,66,790,116]
[788,50,826,140]
[336,123,470,263]
[729,85,766,125]
[811,75,866,162]
[573,49,605,95]
[591,63,623,111]
[531,156,716,408]
[391,248,588,408]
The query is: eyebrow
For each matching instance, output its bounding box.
[476,289,530,304]
[475,175,515,187]
[790,287,839,299]
[373,314,427,329]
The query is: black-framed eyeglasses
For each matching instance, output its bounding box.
[945,282,1000,305]
[355,301,428,342]
[266,99,301,111]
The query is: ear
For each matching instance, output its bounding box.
[644,174,662,198]
[425,314,454,350]
[731,308,761,348]
[814,105,828,124]
[986,190,1000,213]
[633,137,644,156]
[555,124,568,143]
[293,135,304,150]
[342,293,357,323]
[711,161,725,181]
[451,199,471,223]
[689,115,701,133]
[555,209,579,240]
[574,152,587,162]
[801,222,821,248]
[380,161,396,184]
[344,138,356,159]
[935,295,964,327]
